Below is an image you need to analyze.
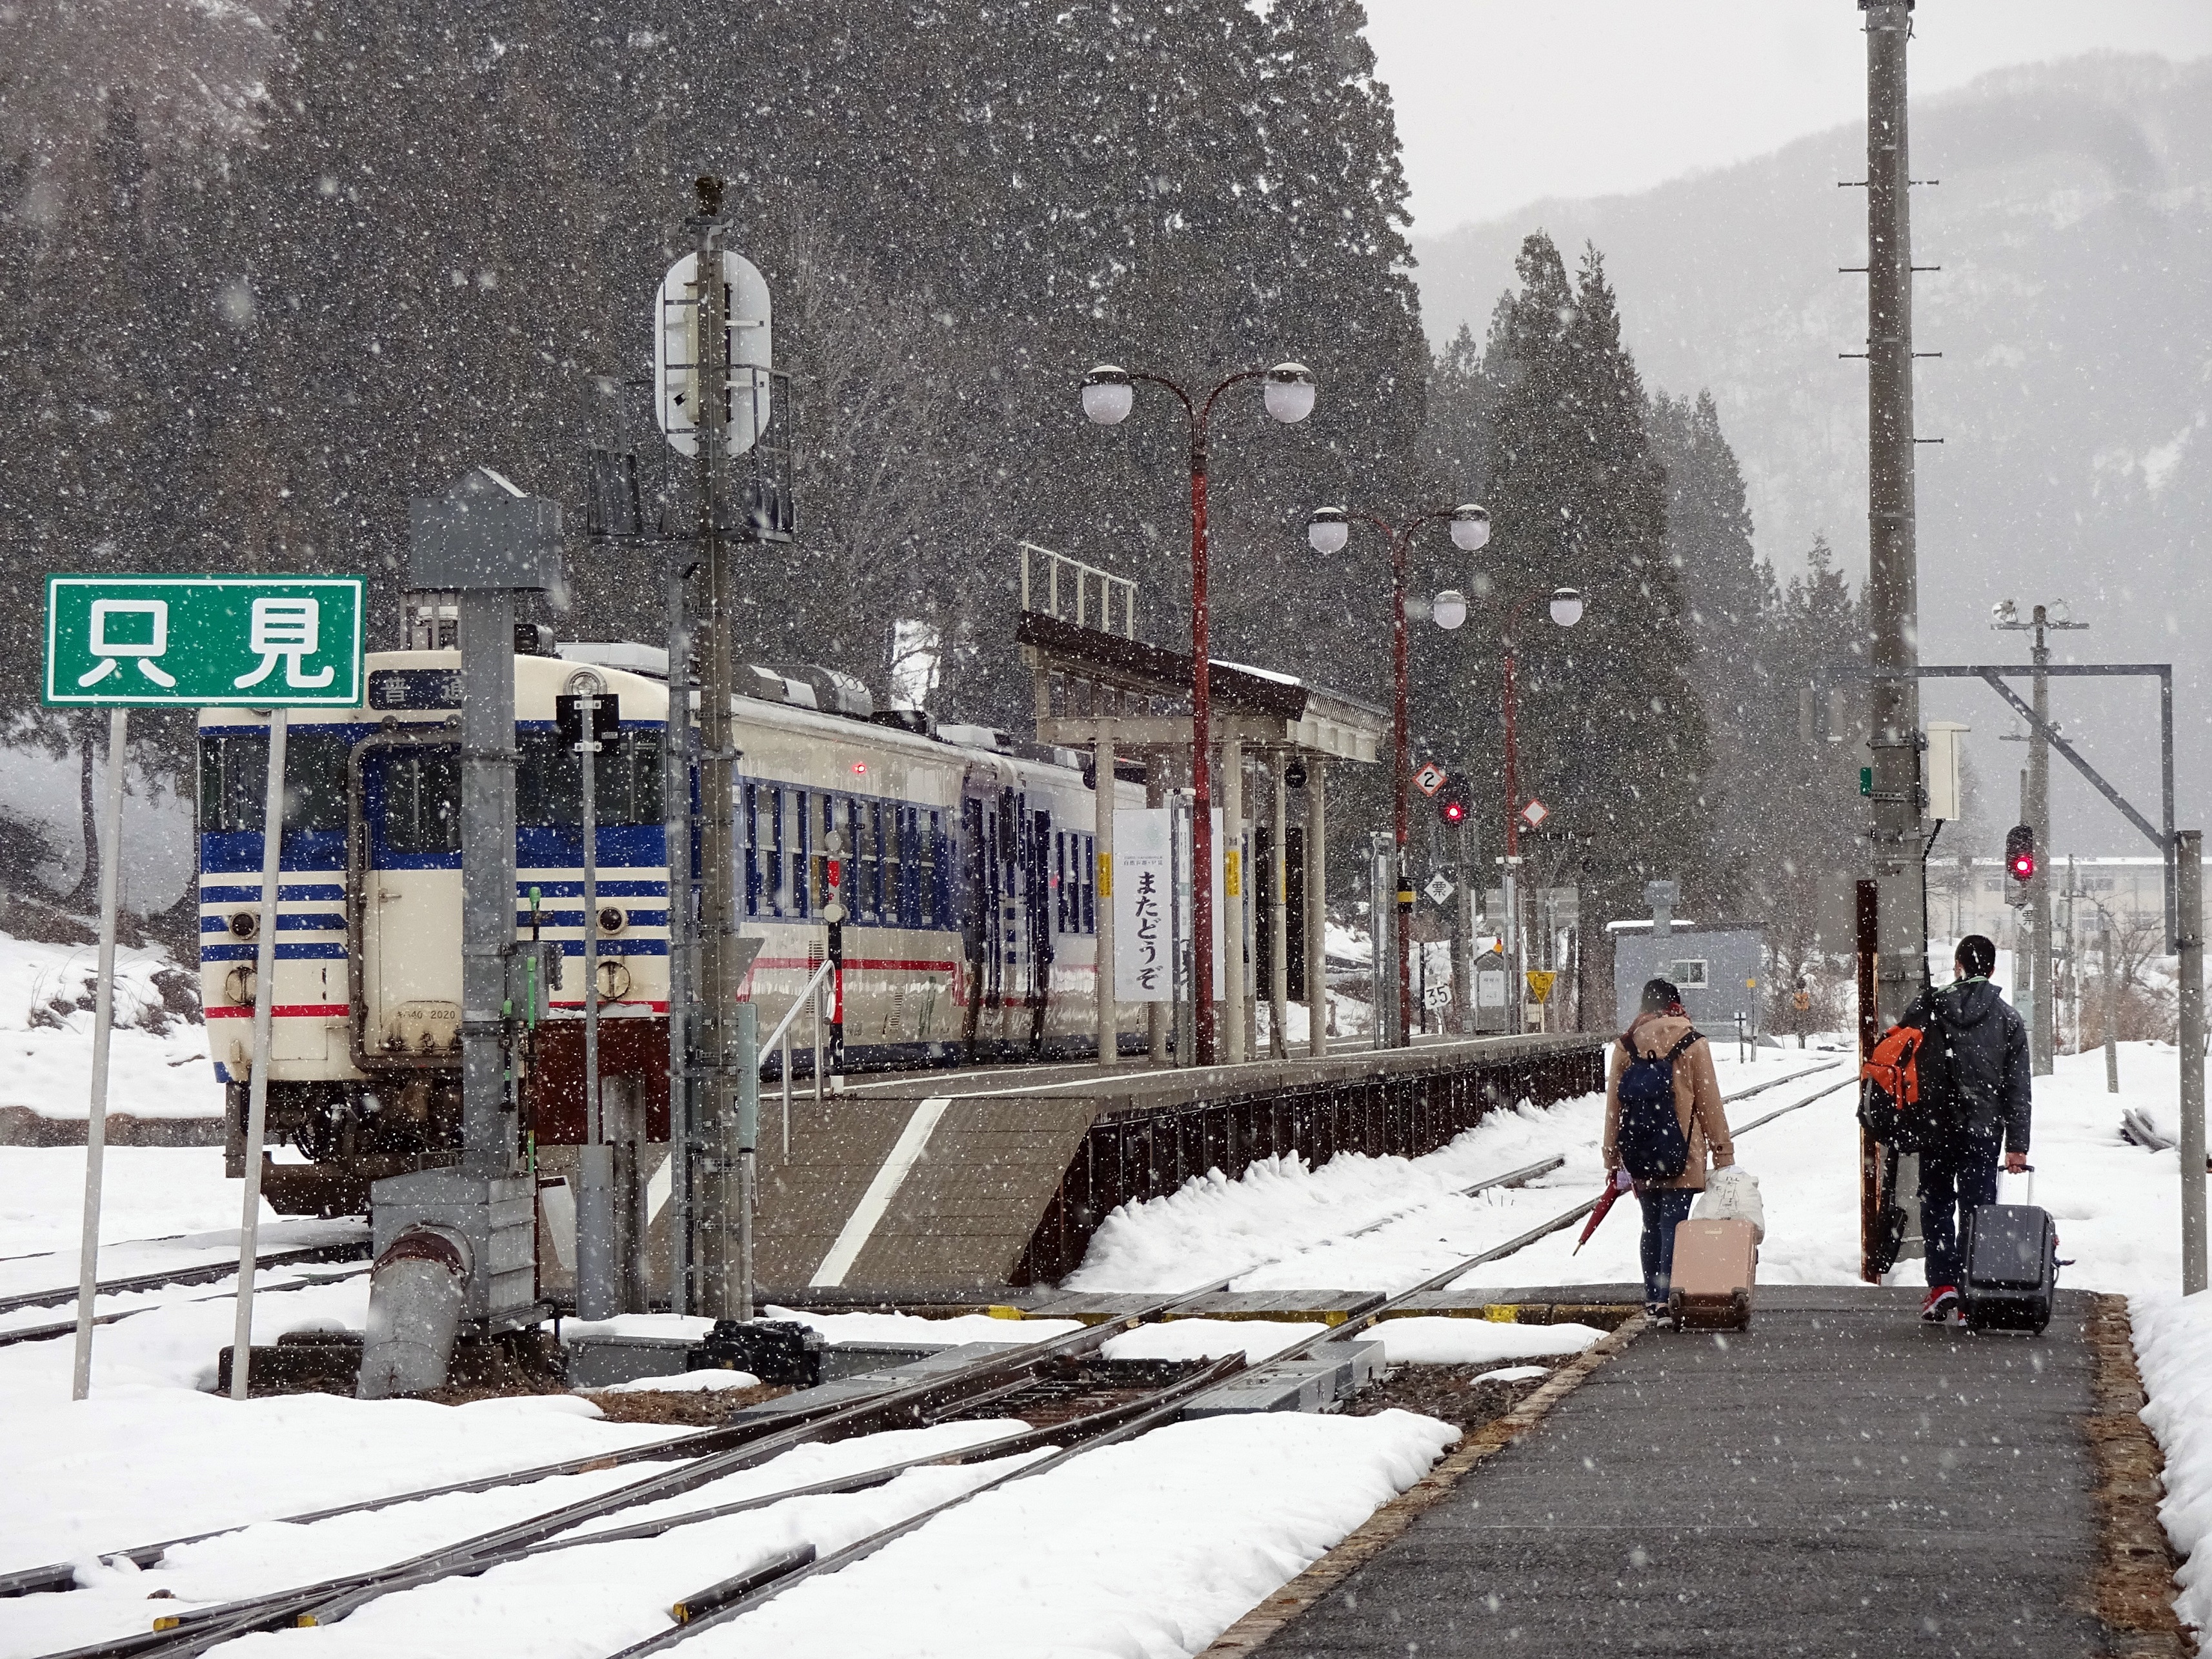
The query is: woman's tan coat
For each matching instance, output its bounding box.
[1602,1012,1736,1192]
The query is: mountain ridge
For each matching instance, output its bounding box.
[1408,51,2212,850]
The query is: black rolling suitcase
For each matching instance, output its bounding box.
[1959,1172,2057,1334]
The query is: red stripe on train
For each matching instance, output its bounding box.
[203,1004,351,1019]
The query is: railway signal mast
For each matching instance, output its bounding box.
[652,177,785,1322]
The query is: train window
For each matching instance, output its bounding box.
[598,730,665,825]
[863,799,884,925]
[770,788,791,916]
[1054,832,1068,933]
[197,731,350,834]
[518,730,665,827]
[794,790,812,918]
[927,810,946,929]
[878,801,900,927]
[743,783,764,916]
[382,749,461,855]
[1083,834,1096,934]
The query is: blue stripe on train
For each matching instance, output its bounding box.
[514,909,669,930]
[201,883,348,904]
[518,879,669,898]
[201,832,347,875]
[201,941,348,961]
[201,913,345,933]
[368,824,669,873]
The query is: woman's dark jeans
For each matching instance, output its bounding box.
[1637,1188,1697,1306]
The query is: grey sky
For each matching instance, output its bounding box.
[1364,0,2212,236]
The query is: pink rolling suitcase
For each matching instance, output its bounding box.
[1668,1218,1756,1331]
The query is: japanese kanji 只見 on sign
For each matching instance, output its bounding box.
[43,576,366,707]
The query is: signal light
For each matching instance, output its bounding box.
[2005,823,2035,884]
[1436,778,1474,827]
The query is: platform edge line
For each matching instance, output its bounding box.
[808,1098,951,1287]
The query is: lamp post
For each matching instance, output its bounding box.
[1306,503,1492,1047]
[1083,359,1316,1065]
[1436,581,1585,1019]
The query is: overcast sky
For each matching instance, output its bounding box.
[1363,0,2212,237]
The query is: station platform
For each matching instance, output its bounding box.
[1212,1285,2187,1658]
[752,1031,1602,1292]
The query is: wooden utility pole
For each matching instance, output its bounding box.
[1861,0,1927,1028]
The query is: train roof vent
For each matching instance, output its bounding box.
[870,708,935,739]
[745,665,816,707]
[777,665,874,719]
[936,723,1009,752]
[558,640,669,679]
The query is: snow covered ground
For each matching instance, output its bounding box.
[0,931,220,1121]
[1074,1034,2212,1633]
[6,929,2212,1651]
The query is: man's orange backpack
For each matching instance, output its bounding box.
[1858,1022,1929,1151]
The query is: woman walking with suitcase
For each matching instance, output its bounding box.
[1604,978,1738,1319]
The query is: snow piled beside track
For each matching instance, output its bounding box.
[689,1412,1456,1659]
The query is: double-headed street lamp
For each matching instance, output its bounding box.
[1436,579,1585,1014]
[1306,502,1493,1047]
[1082,359,1316,1066]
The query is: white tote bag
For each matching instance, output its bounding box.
[1693,1165,1765,1245]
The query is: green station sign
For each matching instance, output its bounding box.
[44,576,366,707]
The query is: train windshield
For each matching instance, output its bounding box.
[197,730,351,834]
[518,729,665,827]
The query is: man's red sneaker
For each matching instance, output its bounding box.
[1921,1285,1960,1323]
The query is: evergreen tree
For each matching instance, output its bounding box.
[1423,234,1707,952]
[1649,388,1778,914]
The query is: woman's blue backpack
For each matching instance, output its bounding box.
[1617,1031,1698,1182]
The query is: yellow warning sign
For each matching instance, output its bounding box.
[1525,969,1557,1005]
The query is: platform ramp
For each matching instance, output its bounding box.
[754,1033,1602,1294]
[755,1092,1097,1289]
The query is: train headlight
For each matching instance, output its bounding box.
[228,911,257,940]
[596,905,627,936]
[223,965,257,1006]
[595,960,632,1003]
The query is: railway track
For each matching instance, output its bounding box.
[0,1241,371,1322]
[583,1064,1862,1654]
[20,1060,1857,1656]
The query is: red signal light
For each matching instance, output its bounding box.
[1441,798,1467,825]
[2005,823,2035,885]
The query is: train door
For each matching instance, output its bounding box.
[360,742,465,1058]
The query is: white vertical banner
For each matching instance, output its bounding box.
[1114,808,1172,1001]
[1199,807,1225,998]
[1114,807,1225,1002]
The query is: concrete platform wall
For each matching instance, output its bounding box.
[1014,1036,1602,1282]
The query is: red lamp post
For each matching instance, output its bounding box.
[1441,582,1585,1003]
[1083,360,1316,1065]
[1305,503,1493,1047]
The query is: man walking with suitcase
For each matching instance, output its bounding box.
[1911,934,2033,1324]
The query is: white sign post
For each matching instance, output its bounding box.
[45,575,363,1401]
[68,708,128,1400]
[230,712,288,1400]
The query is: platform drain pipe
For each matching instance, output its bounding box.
[357,1222,472,1399]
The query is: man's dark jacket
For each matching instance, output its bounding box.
[1904,978,2033,1156]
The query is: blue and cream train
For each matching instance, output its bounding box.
[198,638,1141,1214]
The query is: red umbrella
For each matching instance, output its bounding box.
[1573,1174,1633,1255]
